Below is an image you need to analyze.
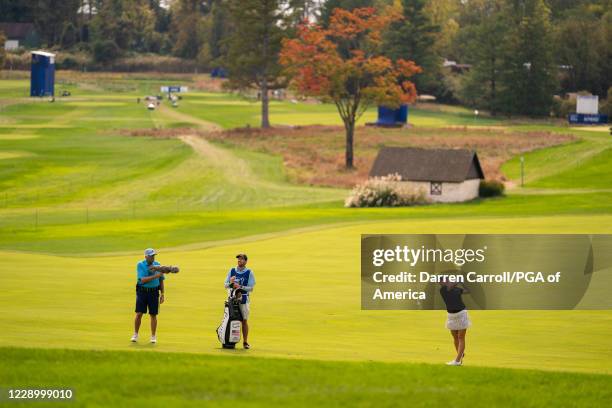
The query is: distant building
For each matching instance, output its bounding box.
[0,23,36,50]
[369,147,485,203]
[442,59,471,73]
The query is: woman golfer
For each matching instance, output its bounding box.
[440,279,471,366]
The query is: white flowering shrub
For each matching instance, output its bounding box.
[344,173,429,207]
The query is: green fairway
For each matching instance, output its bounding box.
[502,132,612,187]
[5,192,612,254]
[0,90,347,222]
[532,146,612,188]
[0,76,611,254]
[1,74,612,406]
[2,347,610,408]
[2,216,612,374]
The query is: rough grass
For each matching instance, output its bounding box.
[1,347,610,408]
[202,125,574,187]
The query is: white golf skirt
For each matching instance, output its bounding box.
[446,309,471,330]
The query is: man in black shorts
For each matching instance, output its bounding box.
[131,248,165,344]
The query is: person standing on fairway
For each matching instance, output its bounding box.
[224,253,255,349]
[131,248,165,344]
[440,280,471,366]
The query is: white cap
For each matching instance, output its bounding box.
[144,248,157,257]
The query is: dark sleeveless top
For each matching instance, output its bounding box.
[440,286,465,313]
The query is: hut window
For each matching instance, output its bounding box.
[430,182,442,195]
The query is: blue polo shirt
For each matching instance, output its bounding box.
[137,259,165,288]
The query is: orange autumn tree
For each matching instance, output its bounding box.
[280,7,421,169]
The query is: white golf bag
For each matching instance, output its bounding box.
[216,289,244,349]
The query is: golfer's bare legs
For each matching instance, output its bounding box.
[455,329,466,362]
[151,315,157,336]
[134,312,143,334]
[450,330,459,353]
[242,320,249,344]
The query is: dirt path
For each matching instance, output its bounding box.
[178,134,258,184]
[156,104,221,131]
[155,106,234,179]
[155,103,274,185]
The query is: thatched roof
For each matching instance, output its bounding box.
[369,147,484,182]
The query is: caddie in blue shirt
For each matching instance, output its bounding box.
[131,248,165,344]
[224,253,256,349]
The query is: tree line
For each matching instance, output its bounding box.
[1,0,610,119]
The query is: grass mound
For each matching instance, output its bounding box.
[1,347,610,408]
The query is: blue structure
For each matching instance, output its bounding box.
[568,113,608,125]
[211,67,227,78]
[30,51,55,97]
[376,105,408,127]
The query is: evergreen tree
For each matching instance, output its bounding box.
[383,0,441,96]
[170,0,210,59]
[456,0,508,115]
[30,0,80,47]
[0,30,6,68]
[0,1,34,23]
[209,1,230,61]
[556,13,604,95]
[223,0,288,128]
[499,0,557,116]
[147,0,172,52]
[319,0,375,26]
[424,0,461,60]
[197,0,232,67]
[601,9,612,98]
[90,0,156,61]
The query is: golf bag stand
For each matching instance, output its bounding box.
[216,288,244,349]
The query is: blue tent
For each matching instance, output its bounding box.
[376,105,408,127]
[211,67,227,78]
[30,51,55,97]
